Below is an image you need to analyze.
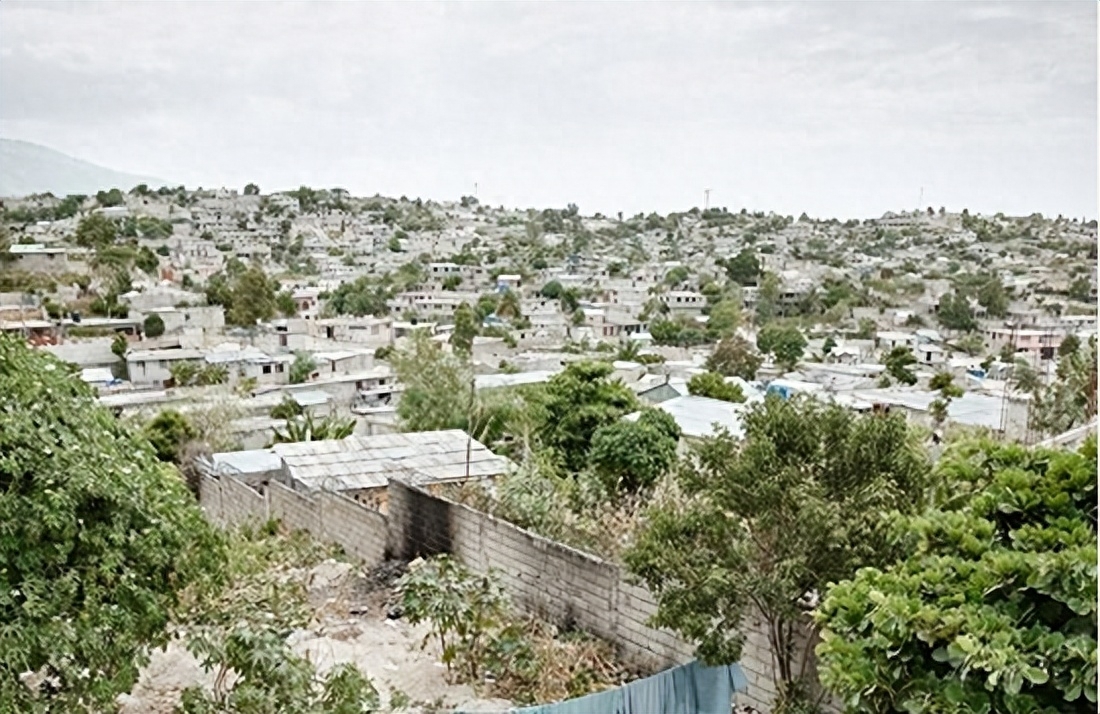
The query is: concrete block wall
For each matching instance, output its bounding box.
[198,473,266,528]
[317,491,388,565]
[269,481,320,534]
[198,475,388,568]
[386,480,797,709]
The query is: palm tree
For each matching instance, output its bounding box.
[616,339,641,362]
[269,411,356,445]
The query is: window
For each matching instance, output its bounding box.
[275,364,284,373]
[262,365,272,374]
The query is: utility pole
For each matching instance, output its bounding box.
[703,188,711,211]
[474,182,478,198]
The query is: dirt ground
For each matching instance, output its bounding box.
[118,560,513,714]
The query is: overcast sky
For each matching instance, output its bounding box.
[1,1,1095,219]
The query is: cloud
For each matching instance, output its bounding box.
[0,0,1094,218]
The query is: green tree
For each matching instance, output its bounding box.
[73,213,118,247]
[269,395,304,421]
[276,290,297,317]
[289,352,316,384]
[687,372,746,403]
[854,318,877,340]
[1011,358,1041,394]
[327,276,391,317]
[226,266,278,327]
[755,271,781,324]
[1067,276,1091,302]
[451,301,479,355]
[757,323,807,370]
[706,298,741,339]
[977,275,1009,318]
[1058,333,1081,359]
[937,291,977,332]
[539,280,563,300]
[883,346,918,385]
[816,438,1097,713]
[496,289,523,321]
[0,337,222,711]
[135,245,159,275]
[955,332,985,357]
[243,182,261,195]
[111,331,129,359]
[588,409,681,493]
[392,331,471,433]
[1029,336,1097,437]
[143,312,166,338]
[706,336,763,380]
[143,409,196,462]
[724,248,761,286]
[540,361,639,471]
[95,187,125,207]
[626,396,928,709]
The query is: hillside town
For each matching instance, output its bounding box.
[1,186,1095,447]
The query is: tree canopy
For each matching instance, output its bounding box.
[625,396,928,707]
[756,323,807,370]
[724,248,761,286]
[706,336,763,380]
[938,292,977,332]
[0,336,222,710]
[540,361,638,471]
[816,437,1098,712]
[883,345,918,385]
[588,408,680,493]
[687,372,746,403]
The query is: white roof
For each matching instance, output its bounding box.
[8,243,65,254]
[496,274,521,281]
[127,348,205,362]
[847,389,1008,429]
[98,390,169,408]
[271,429,511,492]
[292,390,331,407]
[80,367,117,384]
[212,449,283,476]
[475,369,560,390]
[625,395,746,440]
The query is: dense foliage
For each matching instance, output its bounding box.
[0,336,223,710]
[706,336,763,380]
[816,438,1097,712]
[588,408,681,493]
[687,371,746,403]
[540,361,639,471]
[626,396,928,709]
[756,322,807,370]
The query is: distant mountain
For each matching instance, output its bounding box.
[0,138,168,198]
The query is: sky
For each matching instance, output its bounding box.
[1,1,1095,219]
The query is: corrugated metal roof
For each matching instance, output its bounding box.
[270,429,510,492]
[626,395,746,440]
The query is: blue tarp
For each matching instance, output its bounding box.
[506,660,748,714]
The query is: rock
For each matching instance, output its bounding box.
[307,559,353,596]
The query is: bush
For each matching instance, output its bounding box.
[589,408,680,493]
[687,372,745,403]
[143,313,165,338]
[0,337,223,710]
